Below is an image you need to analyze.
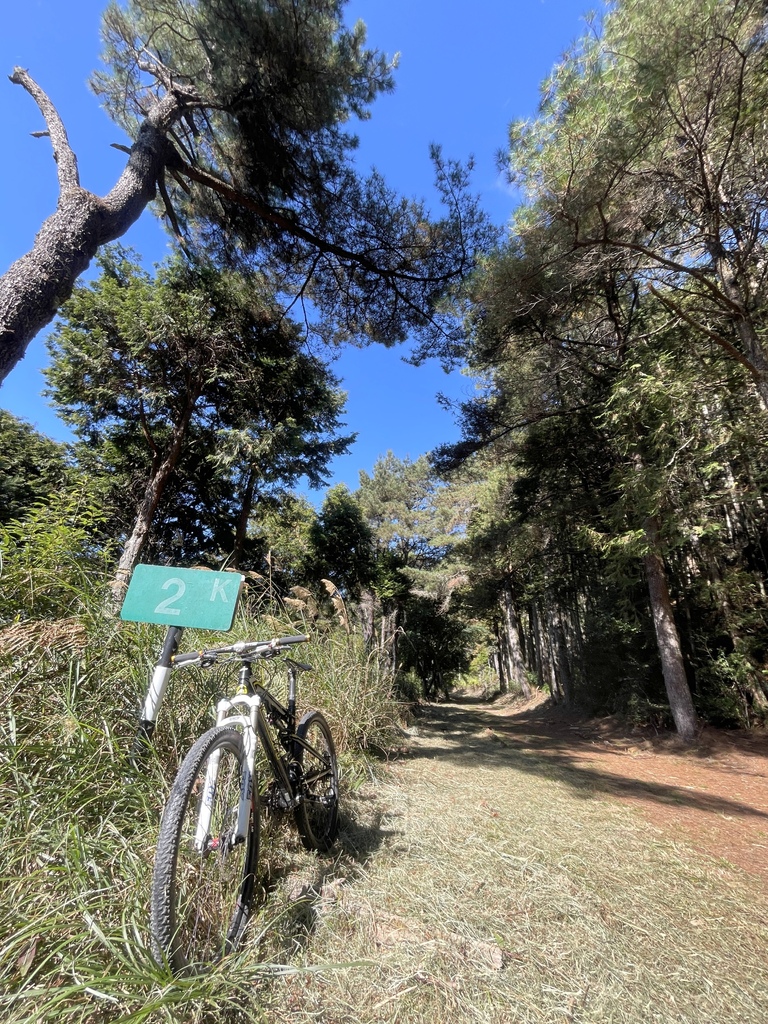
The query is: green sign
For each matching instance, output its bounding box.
[120,564,245,630]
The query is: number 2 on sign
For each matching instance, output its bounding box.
[154,578,186,616]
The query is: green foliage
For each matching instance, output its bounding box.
[0,492,112,624]
[45,246,352,567]
[249,493,318,587]
[358,453,443,562]
[0,575,401,1021]
[0,412,71,525]
[306,485,376,599]
[397,595,475,700]
[431,0,768,730]
[89,0,492,351]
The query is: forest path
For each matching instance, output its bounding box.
[413,692,768,886]
[270,695,768,1024]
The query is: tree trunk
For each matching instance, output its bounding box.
[549,609,574,705]
[498,623,511,695]
[500,583,531,697]
[111,472,167,609]
[529,603,546,690]
[109,397,197,609]
[490,620,508,694]
[357,588,377,649]
[231,467,258,569]
[643,516,699,741]
[713,262,768,409]
[379,604,399,677]
[0,85,180,383]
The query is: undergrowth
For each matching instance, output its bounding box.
[0,577,402,1023]
[2,554,766,1023]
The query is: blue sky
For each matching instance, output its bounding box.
[0,0,594,494]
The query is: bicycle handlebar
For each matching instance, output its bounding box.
[171,634,309,668]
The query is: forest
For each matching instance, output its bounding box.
[3,0,768,1018]
[3,0,768,748]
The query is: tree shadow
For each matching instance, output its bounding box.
[250,787,397,960]
[400,699,768,825]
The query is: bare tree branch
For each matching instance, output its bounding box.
[10,67,80,193]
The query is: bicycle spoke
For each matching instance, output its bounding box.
[294,711,339,852]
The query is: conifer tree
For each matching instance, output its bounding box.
[45,246,351,598]
[0,0,492,383]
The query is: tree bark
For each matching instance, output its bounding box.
[357,588,377,649]
[528,603,545,689]
[0,72,182,383]
[379,604,399,677]
[109,396,197,608]
[231,467,258,569]
[549,609,574,705]
[500,583,531,697]
[493,620,509,695]
[642,516,699,741]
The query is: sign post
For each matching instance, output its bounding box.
[120,564,245,631]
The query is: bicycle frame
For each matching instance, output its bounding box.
[198,674,298,851]
[136,626,319,849]
[132,625,308,760]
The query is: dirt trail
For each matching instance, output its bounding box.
[424,692,768,887]
[274,690,768,1023]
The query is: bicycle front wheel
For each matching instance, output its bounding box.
[293,710,339,852]
[151,725,259,975]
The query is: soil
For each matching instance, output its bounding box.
[418,691,768,889]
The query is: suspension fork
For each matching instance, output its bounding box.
[195,663,261,852]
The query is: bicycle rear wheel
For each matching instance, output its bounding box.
[151,725,259,975]
[293,710,339,852]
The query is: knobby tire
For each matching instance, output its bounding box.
[151,725,259,975]
[293,710,340,852]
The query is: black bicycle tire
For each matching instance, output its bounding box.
[151,725,259,975]
[293,710,339,852]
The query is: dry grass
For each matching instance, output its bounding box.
[0,606,402,1023]
[251,705,768,1024]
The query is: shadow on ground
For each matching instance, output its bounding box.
[400,698,768,826]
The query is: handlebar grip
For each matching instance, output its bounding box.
[172,650,205,666]
[276,634,310,646]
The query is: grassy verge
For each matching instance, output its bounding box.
[0,599,401,1023]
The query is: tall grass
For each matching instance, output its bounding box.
[0,570,402,1023]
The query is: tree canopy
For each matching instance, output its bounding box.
[0,0,494,383]
[0,412,71,525]
[429,0,768,736]
[45,245,352,592]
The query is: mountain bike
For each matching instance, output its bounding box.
[139,628,340,976]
